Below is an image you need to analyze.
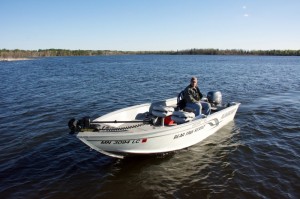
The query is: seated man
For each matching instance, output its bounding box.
[183,77,211,116]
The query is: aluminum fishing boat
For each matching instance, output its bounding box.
[68,91,240,159]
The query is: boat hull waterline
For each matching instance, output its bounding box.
[75,98,240,159]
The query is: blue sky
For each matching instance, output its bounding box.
[1,0,299,51]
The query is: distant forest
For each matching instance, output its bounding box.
[1,48,300,58]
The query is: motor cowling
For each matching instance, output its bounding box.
[207,91,222,106]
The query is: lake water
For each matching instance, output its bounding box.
[0,55,299,199]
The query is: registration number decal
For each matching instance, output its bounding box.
[99,139,147,145]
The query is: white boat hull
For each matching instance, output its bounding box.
[76,98,240,158]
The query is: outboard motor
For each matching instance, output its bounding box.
[68,116,91,134]
[207,91,222,106]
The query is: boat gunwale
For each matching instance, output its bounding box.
[77,102,241,139]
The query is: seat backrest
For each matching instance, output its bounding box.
[177,90,186,110]
[152,105,174,118]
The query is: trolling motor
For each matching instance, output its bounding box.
[68,117,91,134]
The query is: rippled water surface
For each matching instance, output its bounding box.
[0,55,299,199]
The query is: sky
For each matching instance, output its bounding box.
[1,0,299,51]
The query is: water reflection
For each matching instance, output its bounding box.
[99,122,240,198]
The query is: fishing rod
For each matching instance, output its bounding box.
[91,120,150,124]
[68,117,155,134]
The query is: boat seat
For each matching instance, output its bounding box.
[176,90,186,111]
[152,105,174,117]
[171,111,195,124]
[152,105,175,126]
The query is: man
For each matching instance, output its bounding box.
[183,77,211,116]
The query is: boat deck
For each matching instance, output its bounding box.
[103,118,178,133]
[90,105,226,133]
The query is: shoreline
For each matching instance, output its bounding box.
[0,57,33,62]
[1,49,300,57]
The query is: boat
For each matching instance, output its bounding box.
[68,91,240,159]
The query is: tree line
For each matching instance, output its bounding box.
[1,48,300,58]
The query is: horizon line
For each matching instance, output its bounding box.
[1,48,300,51]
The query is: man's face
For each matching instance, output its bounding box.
[191,79,197,87]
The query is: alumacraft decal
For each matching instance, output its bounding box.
[221,109,236,119]
[173,125,205,140]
